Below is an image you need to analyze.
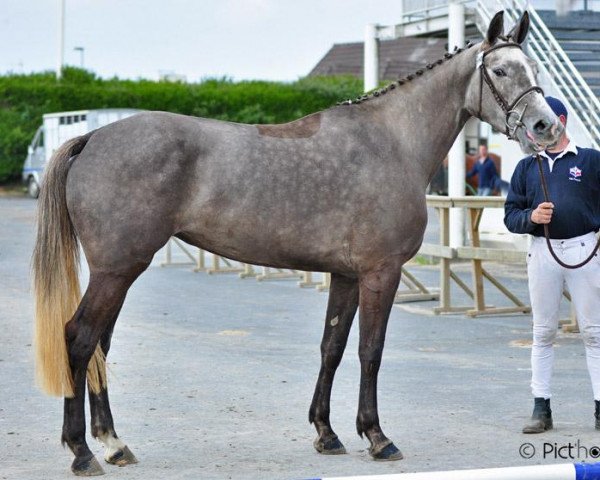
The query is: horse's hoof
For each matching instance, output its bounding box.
[370,442,403,461]
[71,455,105,476]
[105,446,138,466]
[314,436,347,455]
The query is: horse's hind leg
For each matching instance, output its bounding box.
[88,298,138,467]
[62,268,144,476]
[309,273,359,454]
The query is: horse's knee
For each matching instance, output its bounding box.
[359,345,384,367]
[321,346,345,370]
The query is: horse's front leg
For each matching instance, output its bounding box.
[309,273,359,454]
[88,299,138,467]
[356,261,403,461]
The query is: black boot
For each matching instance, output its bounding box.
[595,401,600,430]
[523,397,553,434]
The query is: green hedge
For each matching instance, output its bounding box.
[0,67,363,183]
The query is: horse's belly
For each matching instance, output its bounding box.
[177,196,428,274]
[176,225,346,273]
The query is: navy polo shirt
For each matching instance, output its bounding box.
[504,144,600,239]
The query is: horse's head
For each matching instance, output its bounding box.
[466,11,563,154]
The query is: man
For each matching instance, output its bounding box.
[467,145,498,195]
[504,96,600,434]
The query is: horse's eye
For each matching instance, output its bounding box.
[493,67,507,77]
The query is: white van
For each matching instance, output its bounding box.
[22,109,140,197]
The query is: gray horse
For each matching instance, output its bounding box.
[33,11,562,476]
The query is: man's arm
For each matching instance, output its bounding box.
[504,159,538,234]
[466,162,479,179]
[489,158,498,178]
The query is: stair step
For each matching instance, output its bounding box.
[576,88,600,96]
[552,31,600,41]
[564,52,600,62]
[537,9,600,31]
[541,89,599,101]
[568,63,600,73]
[582,74,600,83]
[537,60,600,76]
[559,41,600,53]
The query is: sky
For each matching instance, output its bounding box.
[1,0,411,82]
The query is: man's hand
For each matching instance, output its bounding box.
[531,202,554,224]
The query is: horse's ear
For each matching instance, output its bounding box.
[486,11,504,45]
[507,11,530,44]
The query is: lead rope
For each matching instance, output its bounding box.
[534,153,600,269]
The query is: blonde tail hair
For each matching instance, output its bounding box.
[32,132,106,397]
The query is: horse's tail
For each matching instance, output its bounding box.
[32,131,106,397]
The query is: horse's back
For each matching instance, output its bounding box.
[65,110,427,274]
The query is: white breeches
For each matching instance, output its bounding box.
[527,232,600,400]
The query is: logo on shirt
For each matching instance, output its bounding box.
[569,166,582,182]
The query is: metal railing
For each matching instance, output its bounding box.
[477,0,600,148]
[383,0,476,41]
[398,0,475,26]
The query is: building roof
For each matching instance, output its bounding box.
[308,37,448,80]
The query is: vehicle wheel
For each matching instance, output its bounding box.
[27,177,40,198]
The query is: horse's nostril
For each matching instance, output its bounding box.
[533,119,550,134]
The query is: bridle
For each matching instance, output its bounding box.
[476,42,544,140]
[477,41,599,269]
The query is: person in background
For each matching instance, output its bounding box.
[466,144,498,196]
[504,95,600,434]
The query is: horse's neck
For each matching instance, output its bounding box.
[379,47,476,178]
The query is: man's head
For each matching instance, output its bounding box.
[479,145,488,158]
[544,96,570,152]
[545,96,568,127]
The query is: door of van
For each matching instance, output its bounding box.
[22,126,44,198]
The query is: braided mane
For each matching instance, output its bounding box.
[337,40,477,106]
